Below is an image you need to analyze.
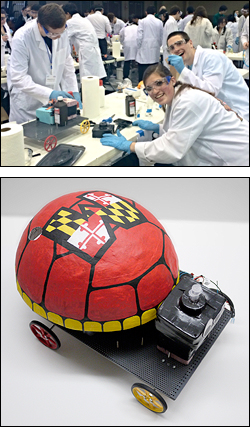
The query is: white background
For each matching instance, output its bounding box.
[1,178,249,426]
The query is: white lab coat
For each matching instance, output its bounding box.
[241,16,249,70]
[1,37,6,66]
[237,15,246,51]
[111,18,125,35]
[162,16,178,65]
[1,21,12,53]
[212,26,234,51]
[120,24,138,61]
[178,45,249,122]
[66,14,106,80]
[184,17,213,48]
[87,11,112,39]
[178,14,193,31]
[135,87,249,166]
[227,21,239,52]
[136,14,163,64]
[7,19,78,124]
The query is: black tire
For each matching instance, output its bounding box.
[131,382,167,413]
[29,320,61,350]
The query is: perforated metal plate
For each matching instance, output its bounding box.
[57,309,231,400]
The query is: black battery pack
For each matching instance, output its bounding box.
[155,274,226,364]
[92,121,115,138]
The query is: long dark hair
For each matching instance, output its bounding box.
[190,6,208,25]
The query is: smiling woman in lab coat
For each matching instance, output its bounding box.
[7,3,79,124]
[101,63,249,166]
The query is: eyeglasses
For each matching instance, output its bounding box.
[42,23,67,39]
[1,16,6,21]
[167,38,187,53]
[144,76,171,95]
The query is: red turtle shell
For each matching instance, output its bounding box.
[16,191,178,332]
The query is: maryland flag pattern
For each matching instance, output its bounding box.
[42,192,147,262]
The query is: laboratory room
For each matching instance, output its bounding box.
[1,1,249,167]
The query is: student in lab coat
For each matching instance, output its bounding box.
[212,17,234,51]
[236,4,249,51]
[162,5,182,66]
[227,14,239,52]
[107,12,125,35]
[7,3,80,124]
[184,6,213,49]
[166,31,249,122]
[120,18,138,79]
[136,6,163,82]
[100,63,249,166]
[87,5,112,56]
[1,8,12,56]
[62,3,106,81]
[241,15,249,70]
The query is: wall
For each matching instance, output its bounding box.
[1,178,249,223]
[3,1,246,21]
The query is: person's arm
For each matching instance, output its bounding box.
[134,92,208,164]
[137,19,143,49]
[60,34,78,94]
[9,36,51,104]
[179,53,223,97]
[226,27,234,49]
[241,17,249,49]
[105,16,112,35]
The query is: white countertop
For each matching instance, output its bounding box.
[24,91,164,167]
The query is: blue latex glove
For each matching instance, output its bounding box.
[49,90,74,101]
[132,120,159,134]
[73,91,82,109]
[167,54,185,74]
[235,36,239,45]
[100,129,131,153]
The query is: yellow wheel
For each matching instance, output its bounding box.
[80,119,90,134]
[131,383,167,413]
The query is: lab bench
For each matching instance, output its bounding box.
[23,91,164,167]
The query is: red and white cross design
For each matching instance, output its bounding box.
[67,214,110,257]
[84,192,121,207]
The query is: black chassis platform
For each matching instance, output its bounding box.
[56,309,231,400]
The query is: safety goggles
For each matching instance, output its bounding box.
[167,38,187,53]
[42,23,67,39]
[144,76,171,95]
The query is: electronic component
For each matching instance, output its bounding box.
[92,121,115,138]
[114,118,133,131]
[36,105,55,125]
[156,274,228,364]
[36,98,78,125]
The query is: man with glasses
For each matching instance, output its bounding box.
[166,30,249,121]
[7,3,81,124]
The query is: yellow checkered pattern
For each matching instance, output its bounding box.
[46,210,85,236]
[97,201,140,225]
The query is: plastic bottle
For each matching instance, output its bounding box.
[99,79,105,108]
[125,95,136,117]
[145,96,154,116]
[54,96,68,126]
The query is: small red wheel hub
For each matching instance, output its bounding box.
[44,135,57,152]
[29,322,59,349]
